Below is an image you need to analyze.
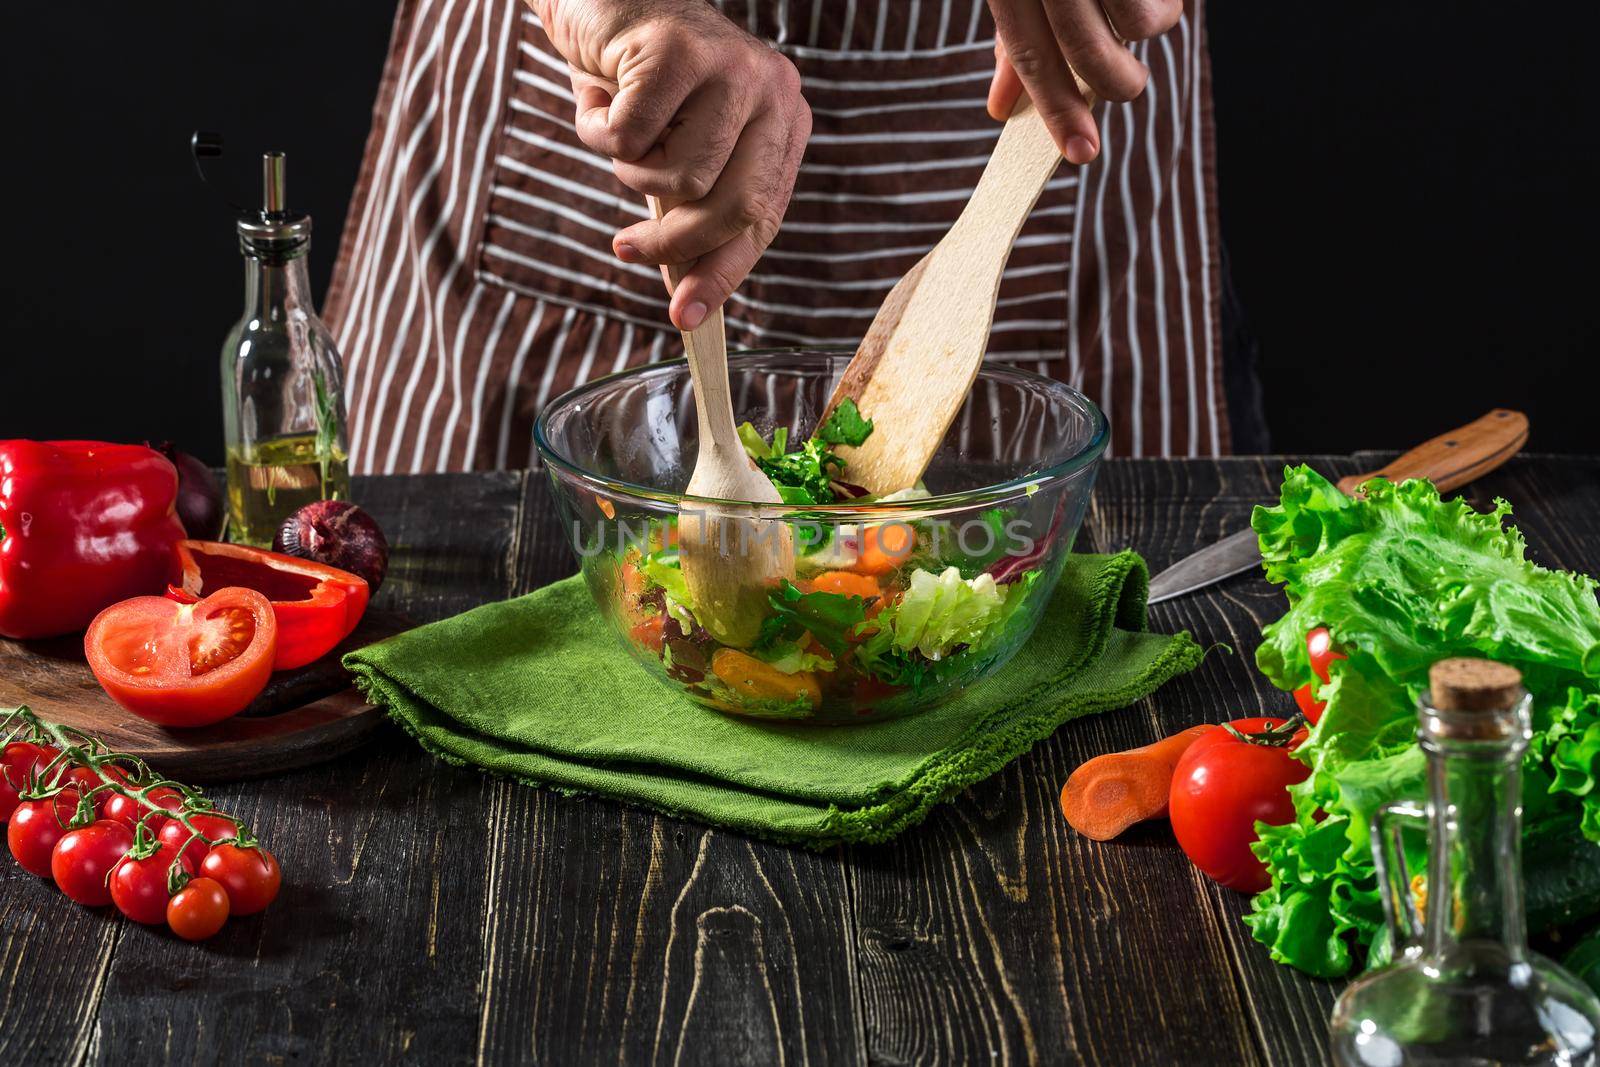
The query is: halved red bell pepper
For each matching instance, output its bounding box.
[0,441,186,639]
[168,540,368,670]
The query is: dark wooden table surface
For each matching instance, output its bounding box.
[3,454,1595,1065]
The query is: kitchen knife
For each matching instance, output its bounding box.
[1146,409,1530,605]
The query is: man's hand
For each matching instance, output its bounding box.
[985,0,1181,164]
[533,1,811,331]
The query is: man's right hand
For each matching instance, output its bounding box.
[533,0,812,332]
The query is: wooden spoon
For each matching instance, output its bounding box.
[645,195,792,648]
[818,90,1092,495]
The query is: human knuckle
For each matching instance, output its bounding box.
[1004,42,1050,81]
[768,52,804,98]
[1071,40,1145,100]
[1112,0,1181,40]
[668,166,716,202]
[743,200,782,249]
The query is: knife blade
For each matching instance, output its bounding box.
[1145,408,1530,605]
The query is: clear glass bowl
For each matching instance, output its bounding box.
[534,348,1108,723]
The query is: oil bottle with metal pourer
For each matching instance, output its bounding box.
[194,133,350,546]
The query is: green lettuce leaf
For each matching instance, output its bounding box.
[816,397,874,447]
[1244,467,1600,977]
[759,580,871,660]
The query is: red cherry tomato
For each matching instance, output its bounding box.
[1292,683,1326,725]
[83,588,277,727]
[158,813,239,872]
[1,742,61,823]
[8,790,83,878]
[99,784,184,831]
[52,819,135,906]
[167,876,230,941]
[200,843,281,916]
[1169,717,1311,893]
[99,791,145,830]
[110,844,196,925]
[1306,626,1347,685]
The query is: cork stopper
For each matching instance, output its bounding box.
[1429,658,1523,712]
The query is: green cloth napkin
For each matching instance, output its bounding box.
[345,551,1203,848]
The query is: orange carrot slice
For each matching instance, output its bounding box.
[1060,725,1214,841]
[853,523,914,576]
[809,571,881,599]
[711,648,822,709]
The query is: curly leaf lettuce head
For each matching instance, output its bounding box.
[1243,467,1600,977]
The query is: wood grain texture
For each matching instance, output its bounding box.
[1334,409,1529,495]
[825,99,1064,495]
[2,458,1594,1066]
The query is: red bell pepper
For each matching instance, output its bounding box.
[0,441,186,639]
[168,540,368,670]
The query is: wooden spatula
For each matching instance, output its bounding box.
[818,92,1089,495]
[645,196,793,648]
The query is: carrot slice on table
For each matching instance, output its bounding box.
[1060,724,1214,841]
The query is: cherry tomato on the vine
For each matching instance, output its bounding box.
[167,877,230,941]
[8,789,83,878]
[100,791,145,830]
[110,843,196,925]
[52,819,135,906]
[1169,717,1310,894]
[1307,626,1347,685]
[1,742,61,823]
[158,813,239,872]
[58,763,104,796]
[200,843,280,916]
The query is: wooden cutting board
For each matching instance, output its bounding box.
[0,610,409,781]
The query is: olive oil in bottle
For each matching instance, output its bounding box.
[225,434,350,547]
[218,151,352,547]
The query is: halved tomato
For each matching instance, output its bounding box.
[85,588,277,727]
[169,540,368,670]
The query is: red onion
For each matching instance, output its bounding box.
[148,441,225,540]
[274,500,390,593]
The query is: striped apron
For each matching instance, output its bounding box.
[324,0,1227,474]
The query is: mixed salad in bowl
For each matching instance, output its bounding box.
[537,350,1106,723]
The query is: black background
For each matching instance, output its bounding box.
[3,3,1595,462]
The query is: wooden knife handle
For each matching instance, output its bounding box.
[1334,409,1529,496]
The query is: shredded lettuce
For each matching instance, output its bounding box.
[753,640,837,675]
[641,553,697,630]
[1244,467,1600,978]
[887,567,1006,660]
[855,568,1040,690]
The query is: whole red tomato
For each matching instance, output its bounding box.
[159,813,239,872]
[201,843,281,916]
[1,742,61,823]
[167,877,230,941]
[8,790,83,878]
[52,819,135,906]
[1169,717,1310,893]
[1307,626,1347,684]
[110,843,196,925]
[99,784,184,831]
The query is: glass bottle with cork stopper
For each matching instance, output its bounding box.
[1329,657,1599,1066]
[221,151,350,547]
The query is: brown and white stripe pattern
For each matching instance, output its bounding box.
[324,0,1227,474]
